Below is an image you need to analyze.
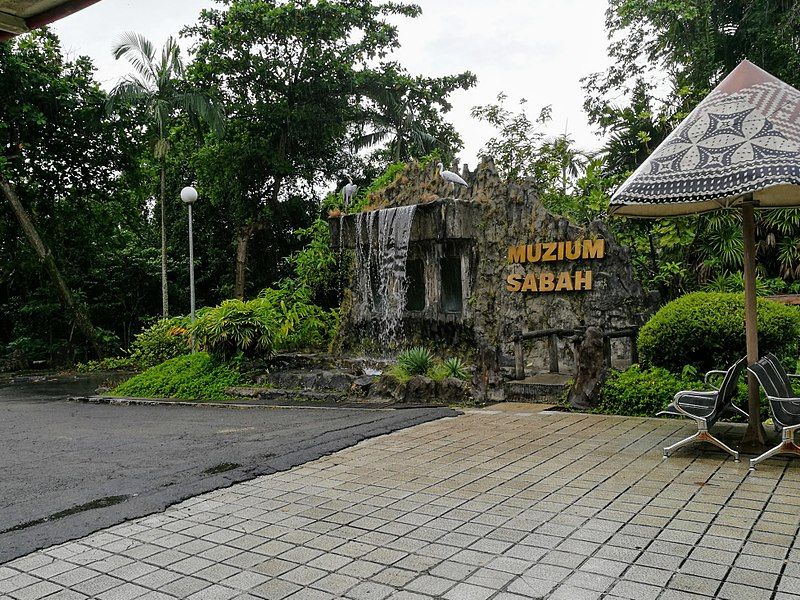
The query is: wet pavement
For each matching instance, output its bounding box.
[3,407,800,599]
[0,375,456,563]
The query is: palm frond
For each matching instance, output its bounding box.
[112,31,157,89]
[352,129,391,151]
[175,92,226,137]
[106,77,151,114]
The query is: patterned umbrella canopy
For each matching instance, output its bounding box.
[607,60,800,454]
[610,60,800,216]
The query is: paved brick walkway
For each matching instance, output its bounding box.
[2,408,799,599]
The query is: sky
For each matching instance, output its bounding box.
[51,0,612,168]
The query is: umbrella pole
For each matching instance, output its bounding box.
[740,202,767,451]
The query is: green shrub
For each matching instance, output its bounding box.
[190,284,338,360]
[387,363,412,384]
[441,357,470,380]
[257,285,338,351]
[398,347,435,375]
[191,298,279,360]
[347,161,407,213]
[76,356,135,373]
[596,364,707,417]
[129,316,193,369]
[111,353,242,402]
[638,292,800,372]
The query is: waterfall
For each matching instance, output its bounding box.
[353,205,417,350]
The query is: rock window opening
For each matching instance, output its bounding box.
[441,256,463,313]
[406,259,426,312]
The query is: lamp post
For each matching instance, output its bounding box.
[181,186,198,351]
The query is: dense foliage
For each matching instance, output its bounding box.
[8,1,800,374]
[595,365,706,417]
[0,0,473,370]
[638,292,800,372]
[389,348,470,383]
[191,284,336,360]
[128,316,193,369]
[112,352,242,401]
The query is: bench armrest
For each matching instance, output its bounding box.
[766,395,800,403]
[704,370,727,389]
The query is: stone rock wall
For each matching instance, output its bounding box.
[332,158,648,372]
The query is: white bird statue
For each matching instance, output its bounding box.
[437,162,468,189]
[342,176,358,210]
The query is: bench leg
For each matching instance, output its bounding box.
[664,430,739,461]
[749,426,800,470]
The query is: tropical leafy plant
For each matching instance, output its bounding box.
[128,316,193,369]
[190,283,338,360]
[596,364,706,417]
[190,298,280,360]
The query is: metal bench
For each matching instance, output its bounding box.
[746,357,800,470]
[657,357,747,461]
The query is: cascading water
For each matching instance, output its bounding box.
[353,205,417,350]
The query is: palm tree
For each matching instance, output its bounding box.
[107,33,223,317]
[356,85,436,162]
[547,134,591,195]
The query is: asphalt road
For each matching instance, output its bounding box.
[0,375,457,563]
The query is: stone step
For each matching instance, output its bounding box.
[226,386,347,404]
[504,373,571,403]
[265,369,356,392]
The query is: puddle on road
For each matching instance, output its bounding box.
[203,462,241,474]
[1,495,130,534]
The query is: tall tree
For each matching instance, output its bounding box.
[108,33,224,317]
[355,63,475,163]
[184,0,427,299]
[581,0,800,297]
[0,30,142,359]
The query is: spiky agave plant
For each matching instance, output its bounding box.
[397,347,434,376]
[442,357,470,380]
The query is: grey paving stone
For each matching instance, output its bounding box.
[159,575,209,597]
[608,579,661,600]
[372,567,416,587]
[280,565,327,586]
[185,583,239,600]
[71,574,125,597]
[9,580,62,600]
[506,576,556,598]
[222,571,271,590]
[51,591,92,600]
[548,584,604,600]
[579,557,627,578]
[668,573,722,596]
[251,578,301,600]
[718,581,774,600]
[441,582,494,600]
[311,572,359,595]
[96,582,151,600]
[345,581,394,600]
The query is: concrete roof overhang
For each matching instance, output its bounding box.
[0,0,101,41]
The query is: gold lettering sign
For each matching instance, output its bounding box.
[506,271,593,293]
[507,239,605,264]
[505,238,604,294]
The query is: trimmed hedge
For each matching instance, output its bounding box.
[111,353,241,402]
[639,292,800,372]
